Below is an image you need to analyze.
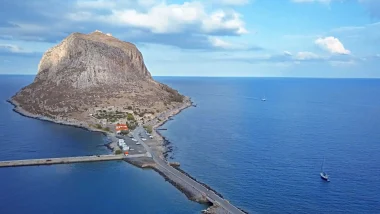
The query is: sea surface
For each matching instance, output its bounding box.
[1,75,380,214]
[0,75,205,214]
[156,77,380,214]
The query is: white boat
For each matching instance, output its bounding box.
[320,158,330,182]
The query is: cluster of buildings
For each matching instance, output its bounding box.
[118,139,129,155]
[116,123,128,134]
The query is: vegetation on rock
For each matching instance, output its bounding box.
[144,125,153,134]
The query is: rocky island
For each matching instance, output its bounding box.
[9,31,245,214]
[12,30,188,127]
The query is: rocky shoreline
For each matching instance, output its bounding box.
[148,97,194,159]
[7,99,108,135]
[8,97,243,214]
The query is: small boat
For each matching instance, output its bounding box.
[320,158,330,182]
[261,96,266,101]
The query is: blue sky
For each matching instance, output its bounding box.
[0,0,379,77]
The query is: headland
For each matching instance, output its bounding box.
[6,30,246,214]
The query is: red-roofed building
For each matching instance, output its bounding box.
[116,123,128,134]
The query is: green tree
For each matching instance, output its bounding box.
[127,113,135,121]
[115,150,123,155]
[144,125,153,134]
[120,130,129,135]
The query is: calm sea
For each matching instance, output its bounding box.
[156,77,380,214]
[0,75,205,214]
[1,75,379,214]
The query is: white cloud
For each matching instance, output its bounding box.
[75,0,158,9]
[294,51,321,60]
[0,43,40,56]
[76,0,116,9]
[69,1,248,35]
[0,0,252,51]
[208,36,259,50]
[315,37,351,54]
[211,0,250,5]
[0,44,26,53]
[137,0,159,7]
[282,51,321,60]
[209,37,234,49]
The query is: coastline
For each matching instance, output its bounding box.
[7,99,108,136]
[7,97,245,213]
[147,99,248,214]
[146,96,194,160]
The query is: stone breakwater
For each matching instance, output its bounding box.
[8,98,246,213]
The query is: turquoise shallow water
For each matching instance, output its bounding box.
[1,75,380,214]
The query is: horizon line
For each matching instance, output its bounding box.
[1,74,379,79]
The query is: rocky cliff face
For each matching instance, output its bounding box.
[36,31,151,89]
[12,31,184,122]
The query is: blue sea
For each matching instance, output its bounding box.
[1,75,380,214]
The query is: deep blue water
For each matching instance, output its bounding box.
[0,75,205,214]
[155,77,380,214]
[1,76,380,214]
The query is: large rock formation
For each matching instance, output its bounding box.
[12,31,185,123]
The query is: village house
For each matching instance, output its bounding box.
[116,123,128,134]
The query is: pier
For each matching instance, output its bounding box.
[0,154,139,168]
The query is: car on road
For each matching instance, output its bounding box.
[130,149,134,151]
[149,135,153,139]
[141,138,146,141]
[136,142,141,145]
[131,138,137,142]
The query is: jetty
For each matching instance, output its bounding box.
[0,154,141,168]
[133,126,246,214]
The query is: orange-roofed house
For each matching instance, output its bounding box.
[116,123,128,134]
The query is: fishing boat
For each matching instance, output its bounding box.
[261,96,266,101]
[320,158,330,182]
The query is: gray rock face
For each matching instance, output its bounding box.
[36,31,151,89]
[12,31,184,121]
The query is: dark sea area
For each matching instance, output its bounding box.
[0,75,205,214]
[1,75,380,213]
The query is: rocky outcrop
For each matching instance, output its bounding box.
[36,31,151,89]
[12,31,184,122]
